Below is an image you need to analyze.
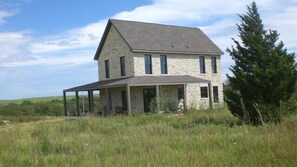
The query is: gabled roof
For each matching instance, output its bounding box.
[94,19,223,60]
[64,75,210,92]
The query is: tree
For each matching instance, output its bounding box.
[224,2,297,125]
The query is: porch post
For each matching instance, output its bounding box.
[106,88,110,114]
[75,91,80,116]
[208,82,213,109]
[88,90,94,113]
[127,84,131,116]
[183,84,187,111]
[156,85,160,112]
[63,91,67,116]
[90,90,94,112]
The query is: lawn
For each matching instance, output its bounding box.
[0,109,296,166]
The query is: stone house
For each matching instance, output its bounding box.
[63,19,223,116]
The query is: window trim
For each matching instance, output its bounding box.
[211,56,217,73]
[199,56,206,74]
[200,87,208,98]
[160,55,168,74]
[105,60,110,78]
[120,56,126,76]
[144,54,152,74]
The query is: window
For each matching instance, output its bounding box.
[199,56,206,73]
[178,87,184,100]
[211,56,217,73]
[122,91,127,110]
[120,56,126,76]
[105,60,110,78]
[144,54,152,74]
[213,86,219,103]
[200,87,208,98]
[160,55,168,74]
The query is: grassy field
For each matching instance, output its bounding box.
[0,96,65,105]
[0,109,296,166]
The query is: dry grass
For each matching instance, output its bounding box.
[0,109,296,166]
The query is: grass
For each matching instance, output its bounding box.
[0,109,296,166]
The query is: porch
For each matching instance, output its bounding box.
[63,75,212,116]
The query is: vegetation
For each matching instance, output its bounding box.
[0,109,296,166]
[0,100,64,116]
[0,96,66,105]
[0,95,100,123]
[225,2,297,125]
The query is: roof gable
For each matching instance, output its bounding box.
[94,19,223,60]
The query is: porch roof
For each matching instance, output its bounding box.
[63,75,210,92]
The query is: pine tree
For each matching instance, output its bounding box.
[224,2,297,125]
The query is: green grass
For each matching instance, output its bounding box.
[0,109,296,166]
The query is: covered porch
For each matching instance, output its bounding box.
[63,75,212,116]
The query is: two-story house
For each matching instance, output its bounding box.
[63,19,223,116]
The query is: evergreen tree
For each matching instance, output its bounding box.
[224,2,297,125]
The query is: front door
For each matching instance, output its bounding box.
[143,88,156,112]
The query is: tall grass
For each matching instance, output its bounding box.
[0,109,296,166]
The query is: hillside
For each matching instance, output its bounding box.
[0,96,65,105]
[1,109,296,166]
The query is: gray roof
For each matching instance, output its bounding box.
[94,19,223,60]
[64,75,210,92]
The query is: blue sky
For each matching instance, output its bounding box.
[0,0,296,99]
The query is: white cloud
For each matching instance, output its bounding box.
[0,10,17,25]
[29,20,108,54]
[0,31,33,62]
[113,0,250,23]
[2,55,91,67]
[1,47,96,68]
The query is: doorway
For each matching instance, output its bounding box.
[143,88,156,112]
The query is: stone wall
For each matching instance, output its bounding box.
[133,53,223,107]
[98,25,134,81]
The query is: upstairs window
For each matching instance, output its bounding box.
[120,56,126,76]
[199,56,206,74]
[213,86,219,103]
[105,60,110,78]
[144,54,152,74]
[160,55,168,74]
[200,87,208,98]
[211,56,217,73]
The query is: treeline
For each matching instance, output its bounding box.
[0,100,64,117]
[0,96,101,117]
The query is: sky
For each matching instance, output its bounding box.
[0,0,296,99]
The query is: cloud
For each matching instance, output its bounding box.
[2,50,93,68]
[29,20,108,54]
[113,0,249,23]
[0,31,34,63]
[0,10,17,25]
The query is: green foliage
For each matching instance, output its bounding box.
[0,99,64,118]
[0,110,296,166]
[165,101,179,113]
[225,2,297,125]
[149,97,158,113]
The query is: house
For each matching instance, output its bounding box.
[63,19,223,116]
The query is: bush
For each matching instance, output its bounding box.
[165,101,179,113]
[0,99,64,117]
